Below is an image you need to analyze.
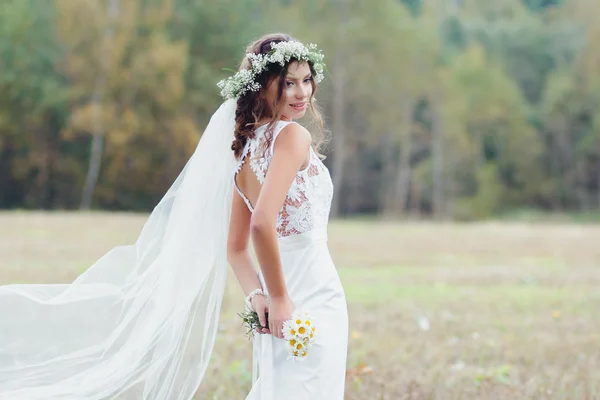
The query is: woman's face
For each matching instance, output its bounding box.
[265,61,314,121]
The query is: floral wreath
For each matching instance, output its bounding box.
[217,41,326,100]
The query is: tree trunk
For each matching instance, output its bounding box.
[379,132,396,217]
[556,127,572,211]
[331,57,346,218]
[80,0,119,210]
[548,131,561,210]
[430,100,444,218]
[410,177,422,217]
[330,0,347,218]
[391,97,414,216]
[36,129,50,209]
[575,160,590,211]
[445,150,456,219]
[597,142,600,209]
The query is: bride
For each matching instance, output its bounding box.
[0,33,348,400]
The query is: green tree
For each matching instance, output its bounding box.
[0,0,69,209]
[57,0,199,210]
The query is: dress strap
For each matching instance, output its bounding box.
[268,120,298,155]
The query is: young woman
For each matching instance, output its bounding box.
[0,33,348,399]
[226,33,348,399]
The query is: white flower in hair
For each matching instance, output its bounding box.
[217,41,326,100]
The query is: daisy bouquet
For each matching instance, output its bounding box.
[239,308,317,361]
[282,310,317,361]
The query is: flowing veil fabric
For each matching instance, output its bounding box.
[0,99,238,399]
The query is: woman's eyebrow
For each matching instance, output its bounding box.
[286,73,312,80]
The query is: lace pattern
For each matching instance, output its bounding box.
[233,121,333,238]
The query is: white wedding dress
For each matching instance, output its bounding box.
[0,100,347,399]
[233,121,349,400]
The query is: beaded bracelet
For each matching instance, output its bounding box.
[245,288,269,311]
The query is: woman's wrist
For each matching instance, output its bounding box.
[245,288,269,310]
[268,292,290,302]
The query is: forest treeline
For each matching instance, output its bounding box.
[1,0,598,219]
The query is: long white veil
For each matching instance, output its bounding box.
[0,99,238,399]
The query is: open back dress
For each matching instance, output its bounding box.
[233,120,348,400]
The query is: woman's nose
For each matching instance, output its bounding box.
[296,85,307,99]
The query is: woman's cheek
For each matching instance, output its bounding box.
[286,88,294,99]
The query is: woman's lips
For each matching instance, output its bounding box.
[290,102,306,111]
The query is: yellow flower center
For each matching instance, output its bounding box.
[312,327,316,332]
[290,329,296,335]
[306,321,311,326]
[296,319,302,324]
[289,339,296,346]
[302,352,307,357]
[298,327,306,334]
[310,333,314,339]
[296,343,303,350]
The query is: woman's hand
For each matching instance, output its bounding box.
[251,294,271,335]
[268,294,294,339]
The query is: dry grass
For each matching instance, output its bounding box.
[1,211,599,399]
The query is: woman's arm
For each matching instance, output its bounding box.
[227,188,270,333]
[251,123,312,338]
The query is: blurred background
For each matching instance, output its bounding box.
[2,0,600,399]
[2,0,599,220]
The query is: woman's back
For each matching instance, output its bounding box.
[233,120,334,239]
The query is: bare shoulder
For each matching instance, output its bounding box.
[273,122,312,151]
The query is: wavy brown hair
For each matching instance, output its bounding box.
[231,33,327,160]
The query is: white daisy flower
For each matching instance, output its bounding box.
[296,323,311,339]
[282,320,297,340]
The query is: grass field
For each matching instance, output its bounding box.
[1,211,599,399]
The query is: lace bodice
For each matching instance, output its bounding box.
[233,121,333,238]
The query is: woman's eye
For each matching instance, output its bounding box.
[287,78,313,87]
